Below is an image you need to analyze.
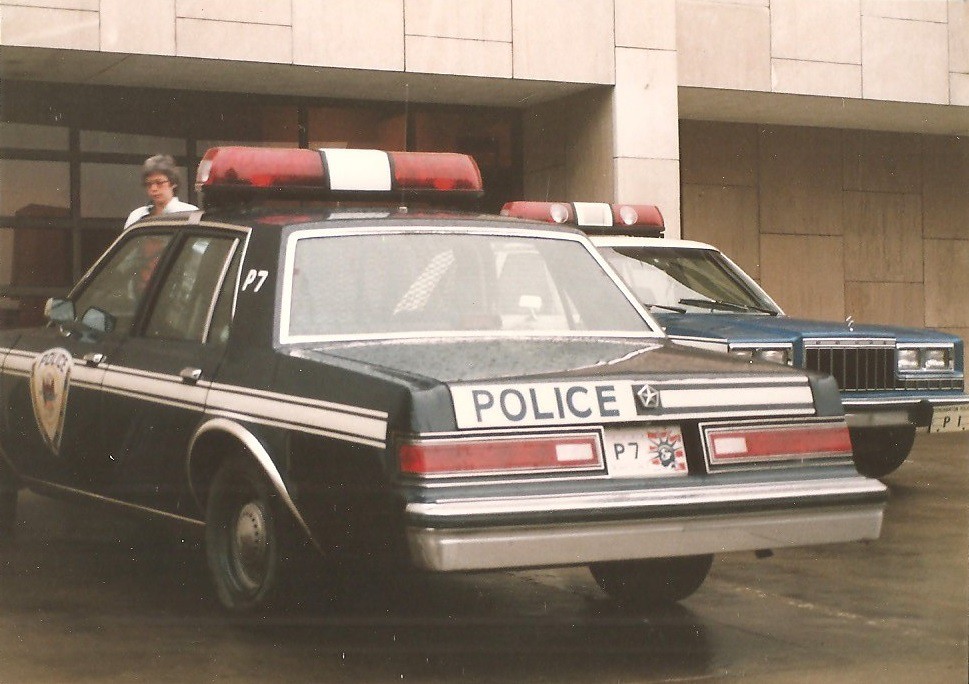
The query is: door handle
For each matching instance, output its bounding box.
[179,367,203,384]
[82,352,106,366]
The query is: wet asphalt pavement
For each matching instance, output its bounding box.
[0,432,966,683]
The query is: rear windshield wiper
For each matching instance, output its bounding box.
[677,297,778,315]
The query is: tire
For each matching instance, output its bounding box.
[205,458,301,612]
[589,554,714,607]
[850,425,915,478]
[0,457,18,541]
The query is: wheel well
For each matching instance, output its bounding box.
[188,430,248,514]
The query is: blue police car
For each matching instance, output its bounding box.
[502,201,968,478]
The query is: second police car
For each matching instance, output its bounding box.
[501,201,969,478]
[0,147,886,612]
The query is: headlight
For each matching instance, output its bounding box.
[897,348,920,371]
[755,349,790,365]
[729,347,790,365]
[923,348,953,371]
[898,347,954,372]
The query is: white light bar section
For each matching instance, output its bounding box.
[572,202,613,227]
[321,148,392,192]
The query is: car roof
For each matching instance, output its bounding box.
[588,234,718,250]
[132,206,590,238]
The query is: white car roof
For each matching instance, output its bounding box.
[588,234,718,251]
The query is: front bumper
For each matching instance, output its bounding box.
[843,395,969,429]
[405,476,887,572]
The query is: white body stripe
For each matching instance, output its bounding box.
[322,148,392,191]
[0,348,387,448]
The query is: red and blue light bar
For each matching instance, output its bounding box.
[196,146,483,207]
[501,201,665,236]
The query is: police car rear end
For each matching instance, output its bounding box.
[195,148,886,609]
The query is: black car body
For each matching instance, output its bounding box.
[0,148,886,611]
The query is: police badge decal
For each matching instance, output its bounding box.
[30,348,73,455]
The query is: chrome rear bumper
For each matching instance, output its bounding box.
[405,477,886,572]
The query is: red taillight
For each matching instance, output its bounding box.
[501,201,664,236]
[389,151,483,192]
[705,422,852,467]
[399,434,603,477]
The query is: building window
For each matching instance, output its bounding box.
[0,81,521,330]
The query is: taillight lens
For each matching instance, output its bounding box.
[704,421,852,468]
[399,434,603,477]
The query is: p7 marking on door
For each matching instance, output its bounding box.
[241,269,269,292]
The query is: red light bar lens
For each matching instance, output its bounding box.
[399,434,602,477]
[501,201,664,233]
[501,201,574,224]
[706,422,852,466]
[389,151,483,192]
[612,204,663,228]
[197,147,326,190]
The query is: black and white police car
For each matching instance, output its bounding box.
[501,201,968,478]
[0,147,886,612]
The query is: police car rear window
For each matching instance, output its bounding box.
[282,231,652,341]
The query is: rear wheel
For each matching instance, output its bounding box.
[851,425,915,478]
[205,458,300,612]
[589,554,714,607]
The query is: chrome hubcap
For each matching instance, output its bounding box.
[231,501,269,592]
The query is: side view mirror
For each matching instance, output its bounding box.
[45,298,75,324]
[80,307,116,334]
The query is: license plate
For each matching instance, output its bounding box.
[602,425,688,477]
[929,405,969,433]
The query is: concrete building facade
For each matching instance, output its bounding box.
[0,0,966,341]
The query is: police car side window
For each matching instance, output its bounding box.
[144,236,237,343]
[207,243,242,345]
[72,233,175,335]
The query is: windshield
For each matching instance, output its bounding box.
[283,229,656,341]
[600,246,780,315]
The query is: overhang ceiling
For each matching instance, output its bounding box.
[2,47,967,135]
[679,87,969,136]
[0,47,591,108]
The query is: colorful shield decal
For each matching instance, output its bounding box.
[30,348,73,455]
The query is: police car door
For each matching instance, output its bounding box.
[98,229,241,513]
[1,231,176,489]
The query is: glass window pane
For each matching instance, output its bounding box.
[79,130,186,156]
[0,226,73,288]
[80,162,190,219]
[195,103,298,151]
[73,233,174,334]
[0,160,70,216]
[0,122,69,151]
[288,232,648,338]
[306,105,405,150]
[79,227,122,275]
[145,236,236,342]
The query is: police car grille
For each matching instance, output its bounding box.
[804,345,896,392]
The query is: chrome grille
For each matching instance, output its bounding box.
[803,339,896,392]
